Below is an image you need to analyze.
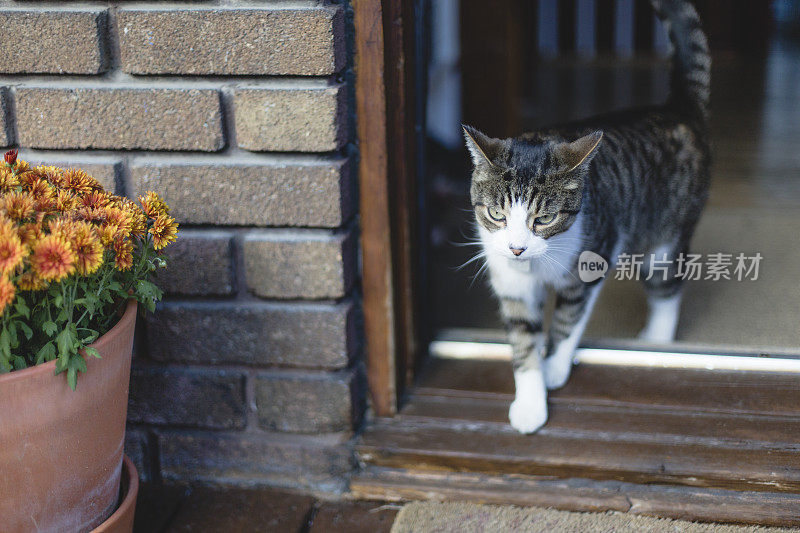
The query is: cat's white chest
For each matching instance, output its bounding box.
[485,255,541,299]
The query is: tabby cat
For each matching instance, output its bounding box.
[462,0,710,433]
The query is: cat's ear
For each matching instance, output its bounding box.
[462,124,504,168]
[554,131,603,172]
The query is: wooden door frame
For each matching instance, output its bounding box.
[354,0,421,416]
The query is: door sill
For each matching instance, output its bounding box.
[354,357,800,526]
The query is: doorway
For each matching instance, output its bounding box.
[353,1,800,522]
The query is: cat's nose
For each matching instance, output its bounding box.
[510,246,526,256]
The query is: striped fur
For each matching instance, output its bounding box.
[462,0,711,433]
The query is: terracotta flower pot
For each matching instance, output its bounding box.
[91,455,139,533]
[0,301,137,533]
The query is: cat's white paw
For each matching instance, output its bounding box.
[543,355,572,390]
[509,369,548,434]
[639,293,681,343]
[508,397,548,434]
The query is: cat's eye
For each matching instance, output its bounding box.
[487,206,505,222]
[535,213,556,225]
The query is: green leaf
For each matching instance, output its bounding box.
[54,293,63,307]
[67,367,77,390]
[12,355,26,370]
[0,328,10,360]
[84,346,100,359]
[136,280,162,301]
[17,321,32,341]
[66,355,87,390]
[56,327,74,366]
[14,297,29,319]
[107,281,122,292]
[70,354,87,373]
[42,321,58,336]
[35,342,56,365]
[7,321,17,348]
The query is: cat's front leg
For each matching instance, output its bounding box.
[500,295,549,434]
[544,281,604,390]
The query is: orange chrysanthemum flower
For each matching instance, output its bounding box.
[17,271,46,292]
[17,216,45,249]
[54,189,78,212]
[113,237,134,271]
[0,232,25,274]
[31,234,75,281]
[12,159,29,175]
[1,191,36,221]
[149,214,178,250]
[0,168,18,192]
[48,218,79,244]
[61,169,95,195]
[71,223,104,275]
[139,191,169,219]
[79,190,110,210]
[16,168,38,189]
[27,178,56,211]
[0,215,15,236]
[14,159,31,174]
[38,166,65,188]
[104,207,131,238]
[0,275,15,314]
[121,199,147,236]
[75,206,107,224]
[97,223,120,247]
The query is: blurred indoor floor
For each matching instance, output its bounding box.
[430,37,800,352]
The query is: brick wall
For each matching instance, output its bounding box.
[0,1,361,493]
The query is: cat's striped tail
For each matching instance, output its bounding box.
[650,0,711,121]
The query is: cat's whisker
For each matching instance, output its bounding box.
[454,251,487,271]
[467,260,491,289]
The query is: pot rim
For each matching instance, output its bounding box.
[0,299,137,385]
[91,455,139,533]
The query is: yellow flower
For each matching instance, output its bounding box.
[17,216,44,250]
[148,214,178,250]
[18,271,46,292]
[72,222,104,275]
[0,215,16,237]
[31,234,75,281]
[48,217,78,241]
[139,191,169,218]
[38,166,66,188]
[99,227,117,247]
[104,206,132,239]
[12,159,29,175]
[1,191,36,220]
[79,190,110,210]
[61,169,96,195]
[120,199,147,236]
[113,237,133,271]
[0,275,15,314]
[55,189,77,212]
[0,232,25,274]
[17,168,38,189]
[27,178,56,211]
[0,168,18,192]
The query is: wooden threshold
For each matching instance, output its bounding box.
[354,357,800,526]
